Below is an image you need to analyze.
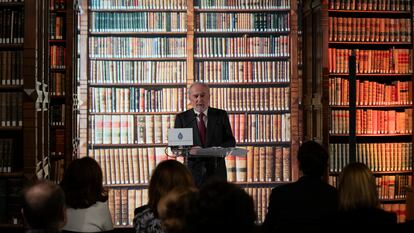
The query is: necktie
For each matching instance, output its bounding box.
[198,113,206,145]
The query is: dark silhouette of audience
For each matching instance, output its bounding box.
[133,159,195,233]
[22,180,66,233]
[398,186,414,230]
[262,140,338,233]
[187,180,257,233]
[60,157,113,232]
[330,162,397,231]
[157,187,198,233]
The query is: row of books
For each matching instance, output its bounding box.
[50,45,66,69]
[106,185,274,226]
[89,112,292,145]
[209,87,290,111]
[329,0,412,11]
[329,143,413,172]
[0,0,24,3]
[89,0,188,10]
[91,114,177,145]
[229,113,291,143]
[50,129,64,156]
[90,148,177,184]
[89,87,187,113]
[89,37,186,58]
[381,203,406,223]
[89,0,291,10]
[328,48,412,74]
[90,145,291,185]
[0,92,22,127]
[228,146,291,182]
[195,36,290,57]
[195,60,290,83]
[90,12,188,32]
[89,86,291,113]
[330,109,413,134]
[195,0,291,9]
[196,12,290,32]
[329,78,412,106]
[245,187,271,223]
[375,175,413,199]
[89,60,187,84]
[49,72,65,96]
[49,14,64,40]
[329,17,412,43]
[49,159,64,183]
[0,178,23,225]
[108,188,146,226]
[50,104,65,126]
[0,139,13,173]
[0,8,24,44]
[0,51,23,85]
[107,186,274,226]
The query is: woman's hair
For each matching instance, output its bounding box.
[148,160,195,217]
[60,157,108,208]
[338,162,379,211]
[187,180,257,233]
[157,187,198,233]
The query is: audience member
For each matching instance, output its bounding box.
[22,180,66,233]
[331,162,397,231]
[187,180,257,233]
[60,157,113,232]
[262,141,338,233]
[134,159,195,233]
[398,186,414,230]
[157,187,198,233]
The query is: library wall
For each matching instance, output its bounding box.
[77,0,300,226]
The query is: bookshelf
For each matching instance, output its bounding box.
[0,0,48,230]
[77,0,300,226]
[303,0,413,223]
[47,0,75,182]
[0,0,25,228]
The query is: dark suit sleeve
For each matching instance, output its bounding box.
[174,113,183,128]
[220,110,236,147]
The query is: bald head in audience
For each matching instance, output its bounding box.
[22,180,66,232]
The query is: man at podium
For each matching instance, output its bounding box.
[174,82,236,187]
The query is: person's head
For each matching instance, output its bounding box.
[297,140,328,177]
[148,160,195,217]
[338,162,379,211]
[158,187,198,233]
[60,157,107,209]
[188,82,210,112]
[22,180,66,231]
[187,180,256,233]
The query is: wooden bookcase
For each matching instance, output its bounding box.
[47,0,75,182]
[0,0,49,231]
[303,0,413,223]
[77,0,300,226]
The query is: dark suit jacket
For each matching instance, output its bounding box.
[175,107,236,186]
[262,175,338,233]
[327,207,397,232]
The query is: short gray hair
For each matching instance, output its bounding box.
[188,82,210,95]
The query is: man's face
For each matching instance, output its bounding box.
[189,84,210,112]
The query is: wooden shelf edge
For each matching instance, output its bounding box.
[0,172,24,178]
